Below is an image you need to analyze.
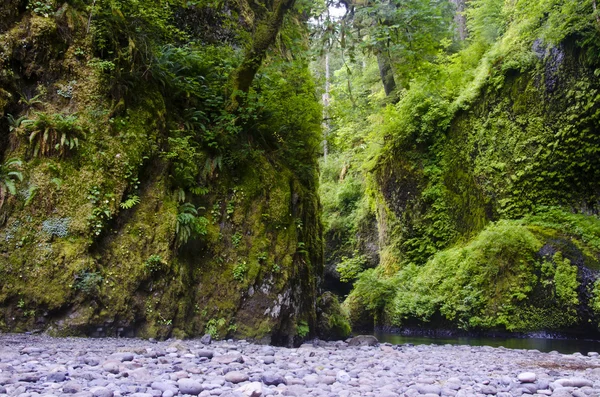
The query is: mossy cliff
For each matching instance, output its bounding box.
[0,1,323,344]
[345,0,600,334]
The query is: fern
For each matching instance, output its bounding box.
[51,177,63,189]
[176,188,186,203]
[175,202,208,247]
[190,186,209,196]
[0,158,23,209]
[24,185,38,206]
[120,195,140,209]
[19,93,44,111]
[24,113,85,158]
[6,114,31,132]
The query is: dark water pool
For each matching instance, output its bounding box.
[375,332,600,355]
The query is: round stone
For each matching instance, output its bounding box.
[518,372,537,383]
[224,371,249,384]
[261,372,286,386]
[177,378,203,395]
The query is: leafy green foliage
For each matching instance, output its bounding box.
[144,255,166,273]
[296,320,310,338]
[90,0,183,99]
[347,214,593,331]
[205,317,226,339]
[0,158,23,209]
[231,232,242,248]
[73,271,103,296]
[349,0,454,85]
[23,113,85,158]
[119,195,140,209]
[232,261,248,282]
[336,254,367,283]
[27,0,54,17]
[175,203,208,247]
[552,253,579,307]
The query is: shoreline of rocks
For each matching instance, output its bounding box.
[0,334,599,397]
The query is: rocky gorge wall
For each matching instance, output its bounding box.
[0,1,324,345]
[346,5,600,335]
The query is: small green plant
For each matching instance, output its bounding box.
[176,203,209,247]
[17,299,25,309]
[73,271,103,295]
[271,263,281,273]
[120,195,140,209]
[297,241,308,255]
[296,320,309,338]
[0,158,23,209]
[233,261,248,282]
[89,206,112,236]
[336,254,368,283]
[24,185,38,206]
[211,202,221,223]
[228,323,237,334]
[18,92,44,111]
[144,254,166,273]
[226,200,235,220]
[51,177,63,189]
[26,0,54,16]
[88,59,116,72]
[205,317,226,339]
[6,114,31,133]
[231,231,242,247]
[24,113,85,157]
[157,314,172,326]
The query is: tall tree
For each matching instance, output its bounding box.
[333,0,453,95]
[450,0,467,40]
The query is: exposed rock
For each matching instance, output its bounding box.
[519,373,537,383]
[261,372,286,386]
[224,371,249,384]
[347,335,379,347]
[177,378,203,395]
[236,382,263,397]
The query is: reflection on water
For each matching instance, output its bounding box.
[375,332,600,354]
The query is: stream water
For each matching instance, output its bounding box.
[375,331,600,354]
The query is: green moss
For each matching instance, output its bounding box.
[346,211,598,332]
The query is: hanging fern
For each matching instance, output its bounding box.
[175,202,208,247]
[0,158,23,209]
[24,113,85,158]
[120,195,140,209]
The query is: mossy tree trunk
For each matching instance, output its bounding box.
[228,0,296,111]
[375,47,396,96]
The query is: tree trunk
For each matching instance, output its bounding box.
[376,49,396,96]
[450,0,467,41]
[322,52,330,161]
[228,0,296,111]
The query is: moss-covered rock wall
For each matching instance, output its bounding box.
[0,2,323,344]
[348,11,600,334]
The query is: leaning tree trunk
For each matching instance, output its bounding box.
[376,48,396,96]
[228,0,296,111]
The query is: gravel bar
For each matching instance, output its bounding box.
[1,334,600,397]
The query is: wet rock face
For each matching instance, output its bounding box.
[2,334,600,397]
[0,0,24,33]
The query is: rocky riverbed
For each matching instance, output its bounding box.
[0,334,600,397]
